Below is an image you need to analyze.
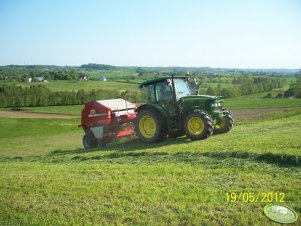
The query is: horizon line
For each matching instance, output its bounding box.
[0,64,300,70]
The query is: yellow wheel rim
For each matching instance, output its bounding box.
[215,117,226,129]
[187,117,204,135]
[139,115,157,138]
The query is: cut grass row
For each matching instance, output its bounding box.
[0,110,300,225]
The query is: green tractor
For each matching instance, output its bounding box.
[135,75,233,142]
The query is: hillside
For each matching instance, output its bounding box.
[0,108,300,225]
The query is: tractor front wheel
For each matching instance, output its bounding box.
[184,111,213,140]
[213,109,234,134]
[83,134,98,149]
[135,110,167,143]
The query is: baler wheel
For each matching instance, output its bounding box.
[83,134,98,149]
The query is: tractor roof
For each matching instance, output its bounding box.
[139,76,187,88]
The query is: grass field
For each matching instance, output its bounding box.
[0,106,300,225]
[0,80,140,92]
[85,69,138,80]
[44,80,140,92]
[0,91,299,117]
[0,118,82,157]
[225,93,301,109]
[11,105,83,116]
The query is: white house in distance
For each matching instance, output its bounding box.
[24,77,32,82]
[33,77,44,82]
[99,76,107,82]
[79,74,88,81]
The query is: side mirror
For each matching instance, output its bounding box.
[167,79,172,87]
[194,78,198,85]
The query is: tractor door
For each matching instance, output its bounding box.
[154,81,175,117]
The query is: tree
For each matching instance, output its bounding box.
[0,93,7,107]
[228,86,241,98]
[206,86,217,96]
[136,67,146,76]
[220,88,230,98]
[240,75,253,95]
[294,77,301,98]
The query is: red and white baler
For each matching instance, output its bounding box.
[79,98,136,148]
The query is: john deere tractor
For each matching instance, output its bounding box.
[135,75,233,143]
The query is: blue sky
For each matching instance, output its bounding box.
[0,0,300,68]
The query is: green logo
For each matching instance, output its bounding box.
[263,204,298,224]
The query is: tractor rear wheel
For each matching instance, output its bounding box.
[135,110,167,143]
[83,134,98,149]
[184,111,213,140]
[213,109,233,134]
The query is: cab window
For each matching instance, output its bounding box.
[155,81,172,101]
[146,84,156,102]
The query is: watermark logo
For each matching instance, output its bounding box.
[263,204,298,224]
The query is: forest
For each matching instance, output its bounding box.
[0,85,120,108]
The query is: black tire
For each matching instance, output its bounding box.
[184,111,213,140]
[213,109,234,134]
[135,110,167,143]
[83,134,98,149]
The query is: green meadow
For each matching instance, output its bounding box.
[225,93,301,109]
[44,80,140,92]
[0,106,300,225]
[0,76,300,225]
[8,80,139,92]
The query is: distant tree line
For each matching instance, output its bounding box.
[0,68,85,82]
[36,70,80,80]
[284,77,301,98]
[0,84,120,108]
[206,76,285,98]
[80,64,116,70]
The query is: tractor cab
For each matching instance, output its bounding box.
[135,76,233,143]
[139,76,195,116]
[139,76,195,102]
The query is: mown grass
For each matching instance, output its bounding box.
[0,118,82,157]
[0,109,300,225]
[1,161,299,225]
[0,105,83,116]
[21,105,82,116]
